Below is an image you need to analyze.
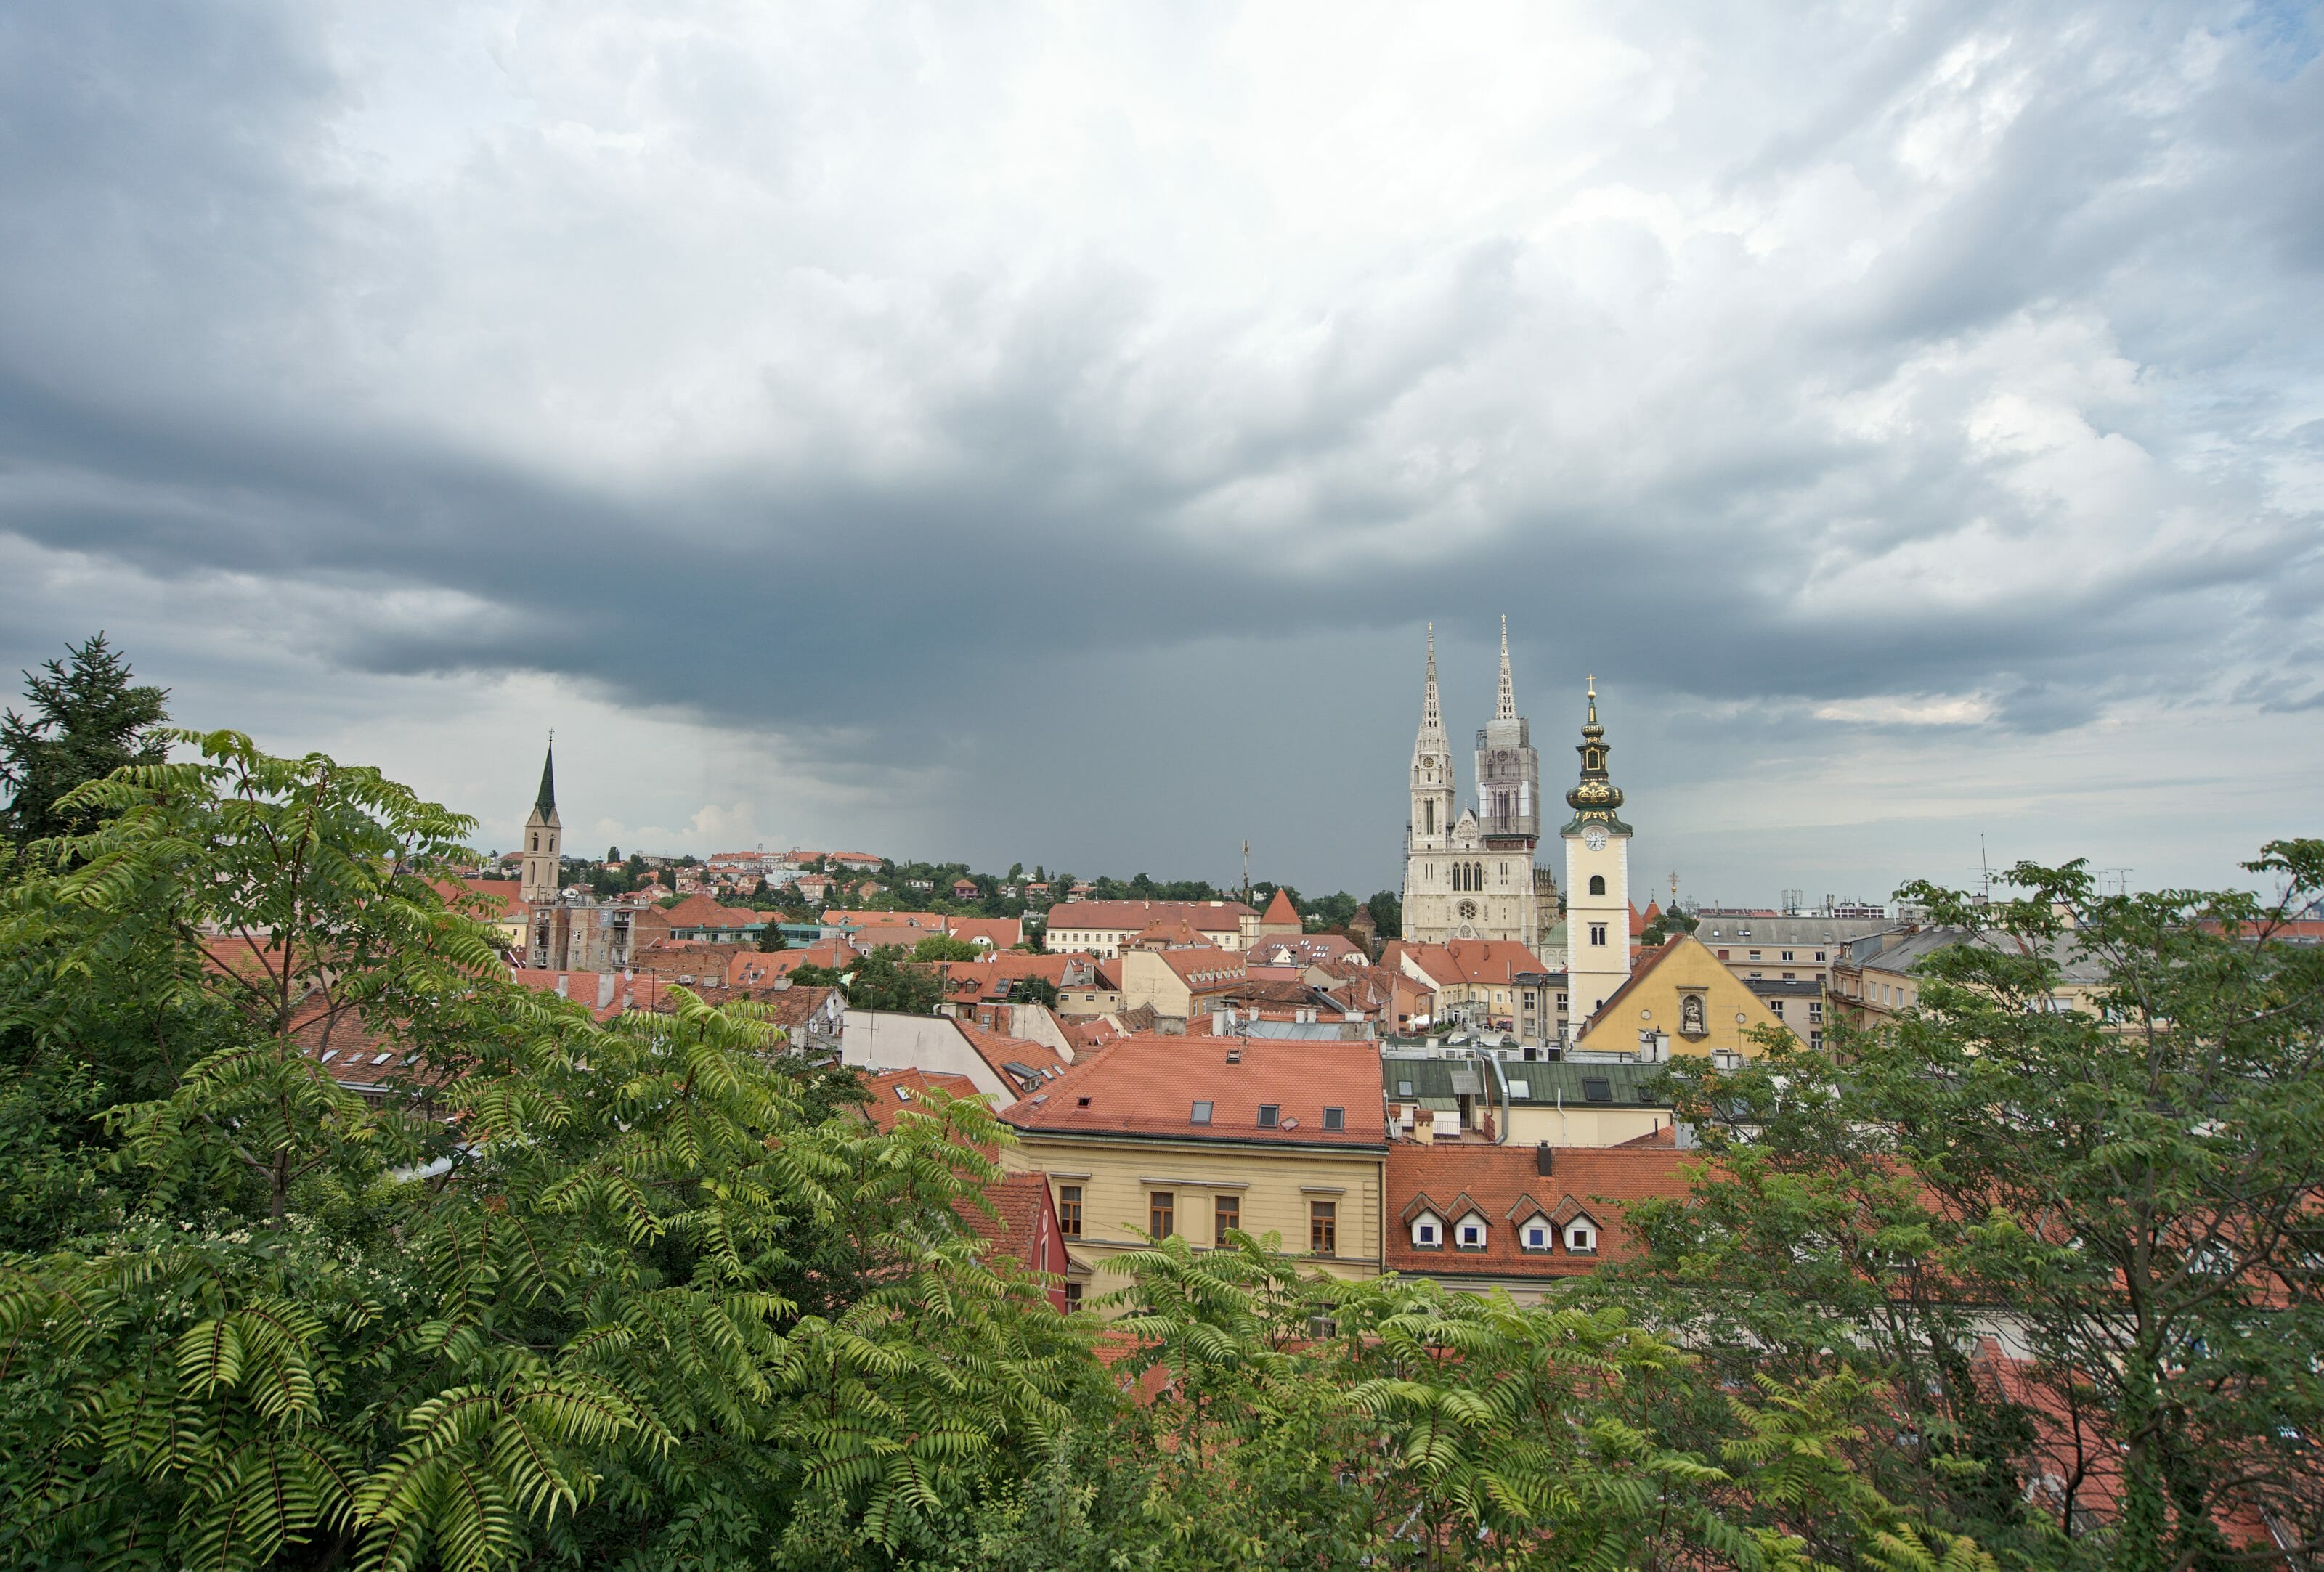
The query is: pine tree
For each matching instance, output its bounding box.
[0,632,170,849]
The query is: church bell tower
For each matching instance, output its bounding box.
[1560,679,1632,1027]
[519,740,563,906]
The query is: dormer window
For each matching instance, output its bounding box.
[1520,1217,1552,1252]
[1564,1218,1597,1255]
[1410,1213,1443,1249]
[1456,1214,1487,1250]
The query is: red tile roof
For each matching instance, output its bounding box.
[858,1068,986,1133]
[954,1019,1070,1096]
[433,876,527,920]
[1384,1143,1699,1279]
[946,916,1024,949]
[1044,900,1255,934]
[825,910,947,929]
[1261,889,1301,926]
[1003,1035,1386,1147]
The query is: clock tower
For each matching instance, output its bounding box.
[1560,677,1632,1030]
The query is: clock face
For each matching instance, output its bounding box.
[1582,826,1609,852]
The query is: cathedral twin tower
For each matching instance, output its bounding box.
[1400,619,1635,1027]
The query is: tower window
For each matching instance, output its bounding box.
[1589,874,1606,895]
[1590,924,1607,946]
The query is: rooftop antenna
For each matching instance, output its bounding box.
[1980,835,1992,903]
[1242,839,1251,906]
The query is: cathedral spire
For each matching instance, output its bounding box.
[535,738,558,815]
[1416,623,1447,748]
[1495,615,1516,721]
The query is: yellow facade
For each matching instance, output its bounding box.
[1001,1132,1386,1308]
[1575,933,1797,1057]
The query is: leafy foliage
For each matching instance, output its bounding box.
[1620,844,2324,1571]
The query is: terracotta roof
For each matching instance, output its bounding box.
[851,924,944,953]
[946,916,1023,949]
[954,1018,1069,1096]
[652,894,768,931]
[825,910,946,929]
[1158,946,1246,984]
[433,877,527,920]
[858,1068,986,1133]
[1044,900,1255,934]
[1261,889,1301,926]
[1131,916,1212,949]
[1246,934,1365,969]
[1384,1144,1698,1278]
[1392,939,1548,988]
[1003,1035,1386,1147]
[728,940,854,982]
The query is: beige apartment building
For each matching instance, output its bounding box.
[999,1035,1388,1307]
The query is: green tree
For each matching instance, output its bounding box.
[912,933,982,964]
[0,632,171,851]
[845,945,945,1014]
[1366,889,1402,940]
[1624,844,2324,1569]
[758,920,791,951]
[1010,974,1059,1009]
[0,731,1089,1570]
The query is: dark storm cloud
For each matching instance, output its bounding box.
[0,1,2318,888]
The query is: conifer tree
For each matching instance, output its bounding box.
[0,632,169,849]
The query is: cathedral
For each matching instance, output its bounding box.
[1399,622,1636,1027]
[1400,619,1559,951]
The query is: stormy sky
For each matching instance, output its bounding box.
[3,3,2319,905]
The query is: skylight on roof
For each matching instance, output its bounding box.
[1190,1101,1213,1125]
[1582,1078,1612,1104]
[1256,1104,1280,1128]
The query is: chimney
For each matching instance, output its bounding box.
[1535,1141,1553,1178]
[598,974,616,1010]
[555,975,569,998]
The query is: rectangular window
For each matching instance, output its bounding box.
[1063,1282,1082,1309]
[1214,1193,1240,1245]
[1322,1106,1345,1131]
[1590,924,1606,946]
[1190,1100,1213,1125]
[1781,950,1794,961]
[1150,1192,1174,1239]
[1256,1104,1280,1128]
[1748,950,1762,960]
[1057,1185,1082,1239]
[1309,1200,1337,1255]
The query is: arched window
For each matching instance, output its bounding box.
[1589,874,1606,895]
[531,834,539,852]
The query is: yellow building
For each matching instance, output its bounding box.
[999,1035,1388,1308]
[1573,933,1796,1059]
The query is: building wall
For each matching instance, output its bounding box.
[841,1011,1012,1099]
[1576,934,1794,1058]
[1499,1105,1670,1147]
[1118,949,1196,1019]
[1561,826,1631,1025]
[1002,1135,1386,1308]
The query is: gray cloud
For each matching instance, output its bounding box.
[1,1,2318,896]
